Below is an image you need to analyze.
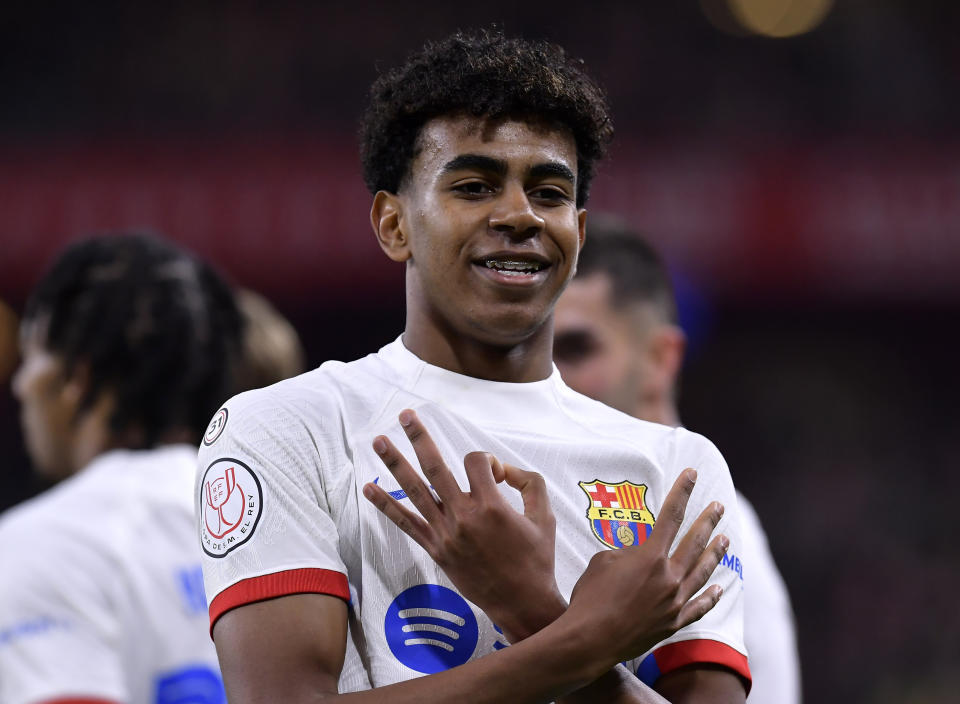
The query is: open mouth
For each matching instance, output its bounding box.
[475,255,551,279]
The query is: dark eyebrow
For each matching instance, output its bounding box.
[441,154,508,177]
[441,154,576,187]
[529,161,576,185]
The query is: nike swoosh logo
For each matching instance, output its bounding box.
[372,476,410,500]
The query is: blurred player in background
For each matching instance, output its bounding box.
[0,234,243,704]
[553,219,801,703]
[0,299,18,387]
[232,288,306,394]
[200,30,747,703]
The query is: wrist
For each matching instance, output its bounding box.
[540,608,613,685]
[551,605,622,682]
[495,586,567,642]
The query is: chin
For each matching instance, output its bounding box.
[468,310,548,347]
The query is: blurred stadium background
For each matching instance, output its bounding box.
[0,2,957,701]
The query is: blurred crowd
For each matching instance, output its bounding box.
[1,3,957,702]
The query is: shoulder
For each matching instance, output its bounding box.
[554,383,717,462]
[211,354,397,439]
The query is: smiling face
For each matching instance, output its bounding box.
[373,115,586,374]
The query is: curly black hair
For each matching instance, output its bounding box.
[360,29,613,206]
[23,233,243,448]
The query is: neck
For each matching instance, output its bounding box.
[635,398,681,428]
[402,310,555,383]
[70,415,196,475]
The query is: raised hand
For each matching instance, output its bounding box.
[565,468,728,665]
[362,409,565,641]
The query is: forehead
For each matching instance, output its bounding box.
[412,115,578,178]
[555,274,618,328]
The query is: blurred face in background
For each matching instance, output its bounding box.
[553,272,646,415]
[11,319,83,480]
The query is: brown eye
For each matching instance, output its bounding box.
[454,181,494,196]
[530,187,569,203]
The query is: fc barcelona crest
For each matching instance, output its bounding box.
[578,480,656,549]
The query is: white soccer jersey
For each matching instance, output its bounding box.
[197,338,750,692]
[0,446,224,704]
[739,494,801,703]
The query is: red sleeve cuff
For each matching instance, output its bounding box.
[39,700,121,704]
[209,567,350,634]
[653,639,751,688]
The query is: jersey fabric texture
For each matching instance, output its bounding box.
[738,493,801,703]
[197,338,751,692]
[0,446,224,704]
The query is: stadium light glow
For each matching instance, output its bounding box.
[703,0,834,38]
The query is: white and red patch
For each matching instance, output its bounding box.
[203,407,229,446]
[199,458,262,558]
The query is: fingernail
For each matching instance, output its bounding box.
[715,502,725,517]
[362,484,375,499]
[399,410,413,427]
[373,437,387,454]
[687,468,697,483]
[720,535,730,551]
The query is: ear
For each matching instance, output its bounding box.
[649,324,686,391]
[61,360,91,409]
[370,191,411,263]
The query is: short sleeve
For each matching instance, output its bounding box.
[0,534,126,704]
[633,430,752,690]
[738,494,801,703]
[196,389,351,632]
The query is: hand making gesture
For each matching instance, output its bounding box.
[363,408,729,663]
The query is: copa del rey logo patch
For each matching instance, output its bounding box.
[200,458,262,558]
[579,479,656,550]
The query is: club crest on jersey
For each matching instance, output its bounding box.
[199,458,262,558]
[578,480,656,549]
[203,407,228,446]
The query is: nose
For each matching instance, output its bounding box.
[488,184,545,240]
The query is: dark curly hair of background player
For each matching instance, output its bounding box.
[359,28,614,207]
[23,233,243,449]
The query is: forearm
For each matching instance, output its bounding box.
[494,593,666,704]
[556,664,669,704]
[347,615,604,704]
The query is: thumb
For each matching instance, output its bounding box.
[502,465,554,528]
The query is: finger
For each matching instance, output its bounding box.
[399,409,464,506]
[679,533,729,601]
[676,584,724,630]
[648,468,697,552]
[502,464,555,529]
[462,452,502,502]
[373,434,442,523]
[670,500,724,571]
[362,482,433,547]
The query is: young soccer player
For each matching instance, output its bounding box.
[199,31,748,702]
[553,221,801,703]
[0,234,242,704]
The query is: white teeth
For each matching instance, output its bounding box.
[484,260,543,273]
